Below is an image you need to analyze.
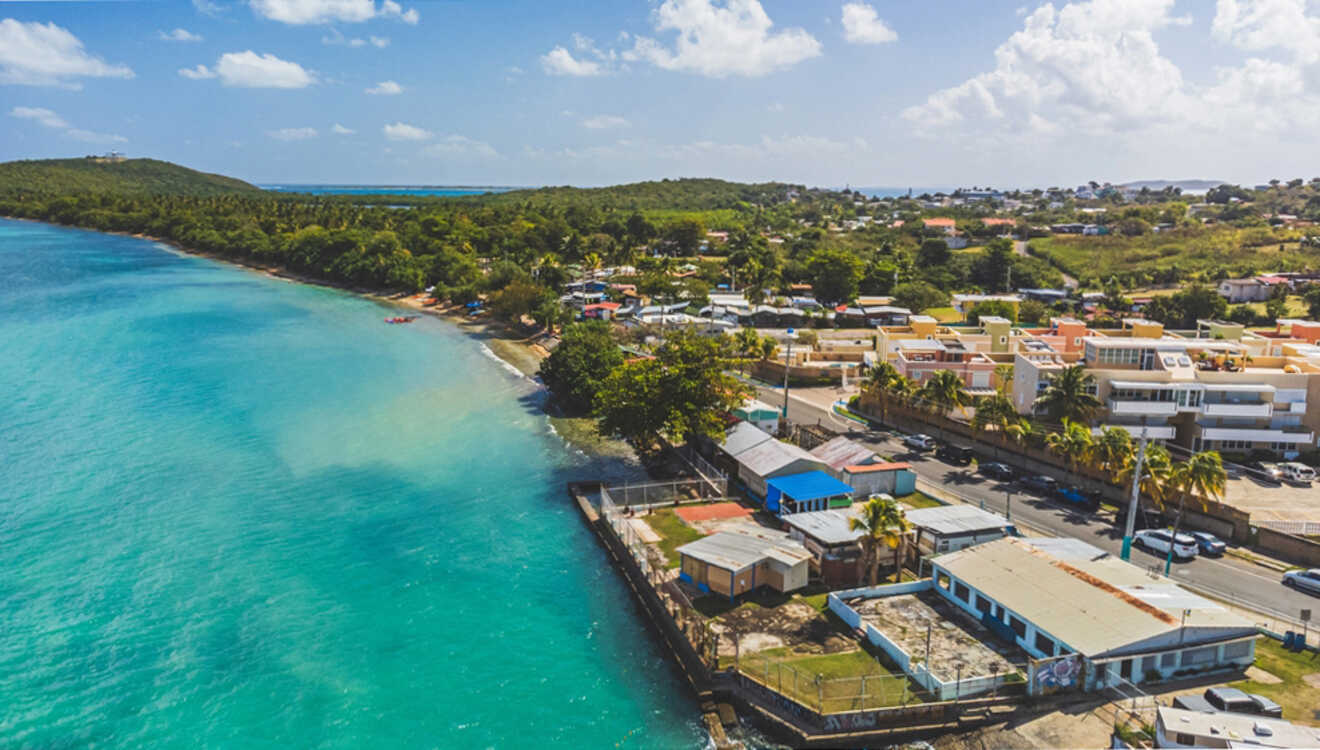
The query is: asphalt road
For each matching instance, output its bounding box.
[752,382,1320,626]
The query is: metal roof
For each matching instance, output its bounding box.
[905,505,1009,536]
[765,471,856,502]
[677,531,811,572]
[1157,707,1320,749]
[933,537,1254,657]
[735,438,823,477]
[781,510,865,545]
[809,437,879,472]
[720,422,774,458]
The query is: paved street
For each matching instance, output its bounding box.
[750,382,1320,627]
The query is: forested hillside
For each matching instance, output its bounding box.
[0,158,260,196]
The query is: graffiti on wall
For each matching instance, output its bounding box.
[1031,654,1081,695]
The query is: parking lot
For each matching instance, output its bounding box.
[1222,476,1320,523]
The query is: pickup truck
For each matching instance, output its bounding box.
[1172,687,1283,718]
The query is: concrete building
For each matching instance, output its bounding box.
[905,505,1014,554]
[931,537,1258,689]
[677,531,811,599]
[735,440,831,500]
[895,338,998,396]
[1217,278,1271,303]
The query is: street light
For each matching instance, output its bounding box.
[781,327,797,419]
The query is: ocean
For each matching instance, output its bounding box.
[0,219,702,748]
[260,185,521,197]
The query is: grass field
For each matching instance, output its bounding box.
[898,492,945,510]
[644,508,705,569]
[1228,638,1320,726]
[1028,227,1319,280]
[736,646,925,711]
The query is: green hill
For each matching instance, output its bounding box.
[471,178,800,211]
[0,157,261,196]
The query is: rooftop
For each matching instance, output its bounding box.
[1156,707,1320,748]
[810,436,879,471]
[933,537,1255,658]
[781,509,864,545]
[736,439,822,476]
[765,471,856,502]
[905,505,1011,536]
[720,422,774,458]
[677,530,812,572]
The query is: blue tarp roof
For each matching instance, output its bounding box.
[765,471,854,502]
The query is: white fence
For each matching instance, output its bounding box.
[1254,519,1320,536]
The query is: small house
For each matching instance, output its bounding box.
[732,399,781,435]
[780,509,864,586]
[905,504,1012,554]
[734,439,830,499]
[677,531,811,600]
[809,437,915,497]
[764,471,855,516]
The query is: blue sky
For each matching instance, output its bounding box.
[2,0,1319,188]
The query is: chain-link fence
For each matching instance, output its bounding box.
[732,649,921,714]
[605,478,726,507]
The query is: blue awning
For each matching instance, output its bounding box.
[765,471,854,502]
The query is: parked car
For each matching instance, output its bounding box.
[1133,529,1199,560]
[1245,461,1283,483]
[978,462,1015,481]
[1056,485,1101,511]
[1021,474,1058,494]
[903,433,937,452]
[1174,687,1283,718]
[936,443,974,465]
[1283,568,1320,594]
[1188,531,1226,557]
[1278,462,1316,485]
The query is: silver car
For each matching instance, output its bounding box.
[1283,568,1320,594]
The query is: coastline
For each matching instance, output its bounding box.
[2,215,637,466]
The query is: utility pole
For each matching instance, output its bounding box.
[781,328,796,419]
[1121,427,1150,561]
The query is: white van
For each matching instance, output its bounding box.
[1279,462,1316,485]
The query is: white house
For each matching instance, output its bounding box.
[1217,278,1271,303]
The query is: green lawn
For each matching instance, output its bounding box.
[1028,228,1314,281]
[735,646,925,712]
[926,306,962,323]
[643,508,705,569]
[898,492,945,510]
[1229,638,1320,726]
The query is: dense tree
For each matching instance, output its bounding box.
[966,299,1017,325]
[848,494,911,586]
[917,238,952,268]
[538,322,625,413]
[805,247,863,307]
[892,281,949,313]
[1033,365,1102,423]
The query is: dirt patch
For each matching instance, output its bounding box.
[851,590,1024,680]
[1304,672,1320,688]
[1248,666,1284,684]
[711,600,853,657]
[675,502,753,524]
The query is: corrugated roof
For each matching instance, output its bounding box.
[781,510,865,545]
[845,462,911,474]
[736,439,823,477]
[1157,707,1320,749]
[905,505,1009,535]
[934,538,1253,657]
[810,437,879,471]
[677,531,811,571]
[721,422,774,458]
[765,471,855,502]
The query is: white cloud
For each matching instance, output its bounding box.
[840,2,897,44]
[0,19,134,87]
[369,35,389,47]
[268,126,318,140]
[541,46,603,76]
[626,0,822,77]
[383,121,432,140]
[902,0,1190,135]
[178,63,218,79]
[250,0,417,24]
[1212,0,1320,63]
[331,123,355,134]
[422,134,499,158]
[182,51,315,88]
[10,106,125,143]
[582,114,630,129]
[193,0,226,16]
[365,79,402,94]
[159,28,203,42]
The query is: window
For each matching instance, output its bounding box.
[1141,655,1157,675]
[1160,652,1178,669]
[936,571,950,590]
[975,595,991,614]
[953,581,970,603]
[1176,733,1196,746]
[999,335,1007,345]
[1182,646,1217,666]
[1222,640,1251,660]
[1010,615,1026,638]
[1034,632,1055,656]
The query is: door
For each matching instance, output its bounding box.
[1119,659,1132,681]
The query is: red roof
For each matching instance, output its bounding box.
[923,217,956,228]
[844,462,912,474]
[981,218,1016,226]
[1258,275,1288,284]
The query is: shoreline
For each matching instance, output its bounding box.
[2,215,637,465]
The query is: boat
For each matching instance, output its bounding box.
[384,316,419,324]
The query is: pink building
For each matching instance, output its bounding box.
[895,338,998,396]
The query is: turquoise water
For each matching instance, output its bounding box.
[0,219,701,748]
[260,185,519,197]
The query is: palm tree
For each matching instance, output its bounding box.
[1092,426,1135,475]
[1117,442,1173,508]
[1033,365,1103,424]
[971,392,1019,445]
[1044,418,1094,475]
[1005,417,1036,449]
[1162,451,1227,572]
[734,327,762,372]
[918,369,971,419]
[865,361,904,420]
[848,494,912,585]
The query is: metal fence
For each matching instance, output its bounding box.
[1254,519,1320,536]
[605,477,726,507]
[733,649,921,715]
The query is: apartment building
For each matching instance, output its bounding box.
[895,337,998,395]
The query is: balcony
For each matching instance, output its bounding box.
[1094,424,1177,440]
[1197,425,1315,444]
[1201,401,1272,418]
[1108,398,1178,417]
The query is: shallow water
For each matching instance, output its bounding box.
[0,219,700,748]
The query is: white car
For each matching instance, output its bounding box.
[1134,529,1199,560]
[903,433,937,452]
[1279,462,1316,485]
[1283,568,1320,594]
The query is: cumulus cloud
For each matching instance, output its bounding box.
[383,121,432,140]
[322,28,391,47]
[541,46,603,76]
[901,0,1190,135]
[331,123,355,134]
[267,126,318,140]
[1212,0,1320,63]
[0,19,134,87]
[181,51,315,88]
[193,0,226,16]
[582,114,630,129]
[249,0,418,25]
[10,106,125,143]
[841,2,897,44]
[422,134,499,158]
[365,79,402,94]
[626,0,821,77]
[159,28,203,42]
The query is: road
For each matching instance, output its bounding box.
[752,382,1320,626]
[1015,239,1077,289]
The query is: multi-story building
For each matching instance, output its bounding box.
[894,337,998,396]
